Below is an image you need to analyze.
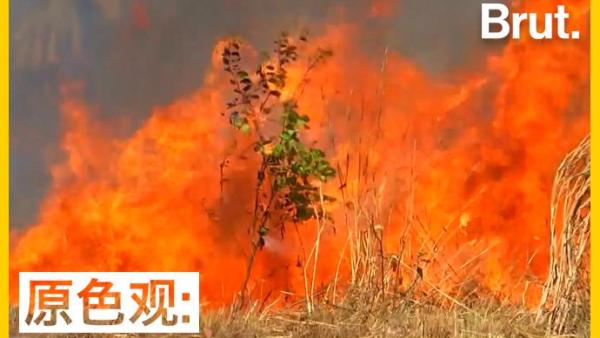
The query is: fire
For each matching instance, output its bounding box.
[10,0,589,308]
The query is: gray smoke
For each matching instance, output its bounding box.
[10,0,497,227]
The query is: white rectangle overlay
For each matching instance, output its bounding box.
[19,272,200,333]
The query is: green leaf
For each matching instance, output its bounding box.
[272,144,283,158]
[274,176,287,191]
[289,191,308,204]
[296,206,313,221]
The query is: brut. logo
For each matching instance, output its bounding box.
[481,4,580,40]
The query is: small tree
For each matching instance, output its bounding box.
[221,33,336,306]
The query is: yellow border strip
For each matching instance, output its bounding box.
[592,0,598,335]
[1,0,8,337]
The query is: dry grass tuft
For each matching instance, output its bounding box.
[537,135,590,335]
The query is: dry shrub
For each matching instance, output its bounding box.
[537,134,590,335]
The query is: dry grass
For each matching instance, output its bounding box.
[199,299,584,338]
[199,133,588,338]
[10,295,588,338]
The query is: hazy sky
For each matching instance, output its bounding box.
[10,0,498,227]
